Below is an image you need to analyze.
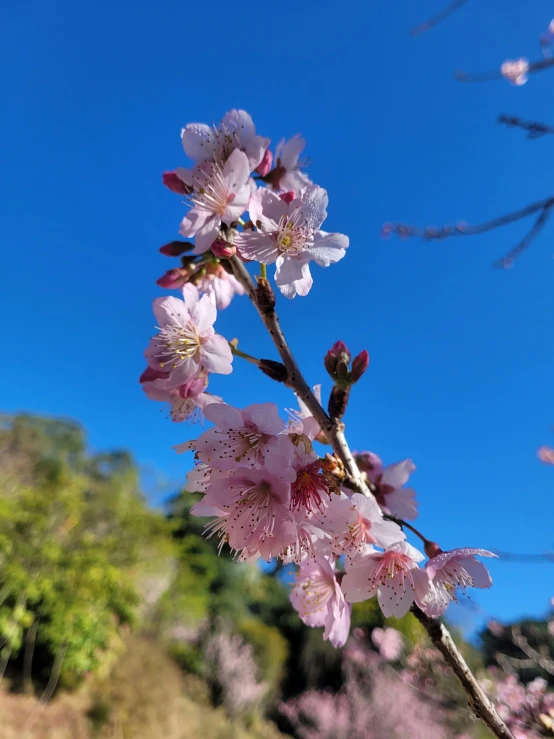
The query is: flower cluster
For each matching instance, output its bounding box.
[143,108,496,654]
[159,108,349,301]
[179,396,495,645]
[481,672,554,739]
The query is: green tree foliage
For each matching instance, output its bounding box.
[0,413,169,687]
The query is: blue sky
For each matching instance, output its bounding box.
[2,0,553,629]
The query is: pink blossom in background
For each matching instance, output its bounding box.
[342,541,430,618]
[500,58,530,86]
[318,492,405,560]
[179,149,251,254]
[538,445,554,465]
[202,467,296,559]
[205,630,267,717]
[290,556,351,648]
[371,627,404,661]
[189,402,294,475]
[145,283,233,385]
[422,547,496,617]
[234,185,349,299]
[181,109,269,171]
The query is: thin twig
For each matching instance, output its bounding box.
[498,114,554,139]
[510,625,554,675]
[412,607,515,738]
[490,550,554,563]
[386,196,554,266]
[410,0,470,36]
[493,207,552,268]
[231,255,514,739]
[457,56,554,83]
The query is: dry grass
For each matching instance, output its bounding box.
[0,688,90,739]
[0,635,287,739]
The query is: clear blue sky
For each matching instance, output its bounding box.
[2,0,553,629]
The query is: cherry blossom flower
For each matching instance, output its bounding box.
[145,283,232,385]
[235,186,349,299]
[501,58,529,86]
[371,627,404,661]
[267,134,311,192]
[181,109,269,171]
[189,402,294,475]
[341,541,430,618]
[141,367,221,422]
[180,149,251,254]
[281,510,328,564]
[290,556,351,648]
[356,453,418,521]
[202,467,296,559]
[421,548,496,617]
[194,262,245,310]
[318,492,405,560]
[286,384,326,442]
[290,448,338,514]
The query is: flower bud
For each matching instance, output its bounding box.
[159,241,194,257]
[179,371,209,398]
[258,358,288,383]
[279,191,296,205]
[156,268,189,289]
[424,540,443,559]
[324,341,351,380]
[140,366,169,384]
[211,238,236,258]
[255,148,273,177]
[350,350,369,383]
[162,171,193,195]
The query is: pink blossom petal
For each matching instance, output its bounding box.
[275,256,313,299]
[201,334,233,374]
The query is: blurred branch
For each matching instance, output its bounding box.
[23,644,67,733]
[412,607,515,738]
[385,195,554,267]
[510,625,554,675]
[456,56,554,83]
[410,0,470,36]
[498,114,554,139]
[491,550,554,563]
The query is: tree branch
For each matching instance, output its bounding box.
[410,0,470,36]
[230,255,514,739]
[229,257,369,497]
[498,114,554,139]
[385,196,554,267]
[456,56,554,83]
[412,607,515,739]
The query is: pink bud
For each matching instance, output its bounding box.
[159,241,193,257]
[350,350,369,383]
[162,171,193,195]
[140,366,169,384]
[279,191,296,205]
[255,148,273,177]
[330,341,350,359]
[424,541,443,558]
[156,268,189,289]
[211,239,236,258]
[179,371,209,398]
